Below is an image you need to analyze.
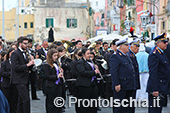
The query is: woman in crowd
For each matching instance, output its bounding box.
[69,48,82,113]
[0,48,15,112]
[76,48,100,113]
[43,48,64,113]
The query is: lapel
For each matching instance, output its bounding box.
[41,48,46,58]
[82,58,93,70]
[17,49,28,63]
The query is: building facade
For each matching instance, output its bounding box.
[34,0,89,42]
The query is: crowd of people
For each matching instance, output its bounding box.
[0,33,170,113]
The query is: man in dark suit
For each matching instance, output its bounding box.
[37,40,48,91]
[146,33,170,113]
[28,39,39,100]
[11,36,34,113]
[127,39,140,113]
[104,39,119,100]
[110,38,136,113]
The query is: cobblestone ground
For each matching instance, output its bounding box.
[31,91,170,113]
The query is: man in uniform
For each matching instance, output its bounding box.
[127,39,140,113]
[110,38,136,113]
[146,33,170,113]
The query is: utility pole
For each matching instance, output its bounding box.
[2,0,5,40]
[15,0,19,40]
[87,0,91,38]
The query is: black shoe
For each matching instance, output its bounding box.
[97,107,101,111]
[32,98,40,100]
[62,108,65,112]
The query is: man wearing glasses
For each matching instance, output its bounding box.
[11,36,35,113]
[110,38,137,113]
[146,33,170,113]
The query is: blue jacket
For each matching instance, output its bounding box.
[127,50,140,90]
[146,47,170,95]
[110,50,136,90]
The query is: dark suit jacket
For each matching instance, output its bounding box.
[37,48,46,61]
[110,50,136,90]
[43,63,61,88]
[10,49,30,84]
[76,58,96,87]
[147,47,170,95]
[70,58,79,79]
[164,43,170,64]
[127,50,140,90]
[0,60,11,87]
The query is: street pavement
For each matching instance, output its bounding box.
[31,91,170,113]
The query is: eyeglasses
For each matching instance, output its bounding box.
[22,42,28,45]
[161,40,168,44]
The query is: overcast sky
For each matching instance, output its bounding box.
[0,0,105,11]
[0,0,18,11]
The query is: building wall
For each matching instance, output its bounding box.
[34,7,88,41]
[0,0,35,42]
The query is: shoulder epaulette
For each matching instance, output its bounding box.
[155,47,162,54]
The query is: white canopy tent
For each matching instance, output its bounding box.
[86,33,125,43]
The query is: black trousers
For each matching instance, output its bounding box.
[76,85,98,113]
[113,90,136,113]
[148,94,166,113]
[29,71,38,99]
[46,85,62,113]
[105,76,113,99]
[15,84,30,113]
[10,84,18,113]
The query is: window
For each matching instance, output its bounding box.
[24,22,27,28]
[46,18,54,28]
[30,22,34,28]
[21,9,25,13]
[128,12,131,19]
[67,18,77,28]
[163,21,165,29]
[127,0,135,6]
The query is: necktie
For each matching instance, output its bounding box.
[87,61,95,70]
[87,61,96,82]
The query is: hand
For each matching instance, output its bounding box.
[60,68,64,73]
[27,60,35,67]
[95,69,100,74]
[152,91,159,97]
[58,73,63,78]
[115,85,121,92]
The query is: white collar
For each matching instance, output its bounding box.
[18,47,24,52]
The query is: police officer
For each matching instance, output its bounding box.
[110,38,136,113]
[146,33,170,113]
[127,39,140,113]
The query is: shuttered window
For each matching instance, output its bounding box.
[66,18,77,28]
[46,18,54,28]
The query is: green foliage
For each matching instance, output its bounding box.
[121,20,125,29]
